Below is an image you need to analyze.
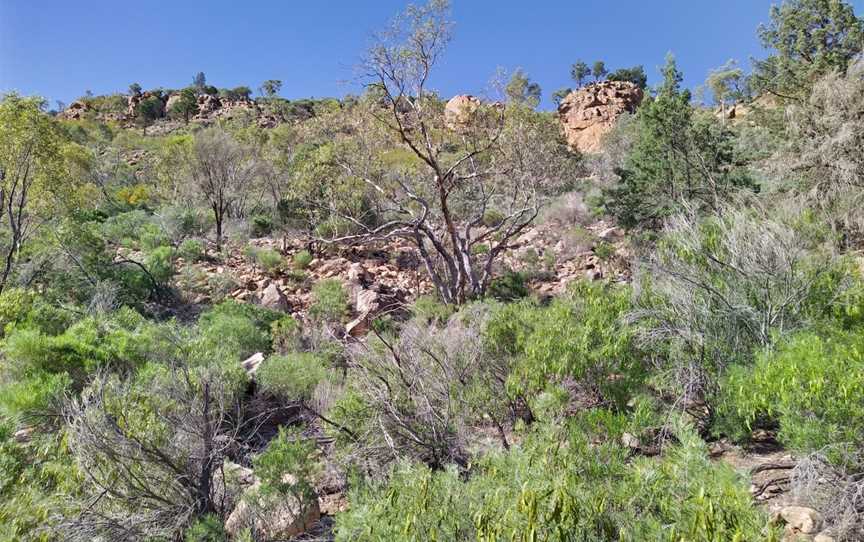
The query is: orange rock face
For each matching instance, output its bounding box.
[444,94,482,131]
[557,81,643,154]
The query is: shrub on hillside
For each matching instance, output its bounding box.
[196,300,280,359]
[630,205,856,405]
[178,238,205,262]
[256,353,328,402]
[485,281,640,412]
[335,421,776,542]
[250,214,274,238]
[292,249,313,270]
[254,248,282,275]
[309,279,348,323]
[146,246,175,285]
[717,328,864,452]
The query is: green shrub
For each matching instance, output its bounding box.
[256,353,327,401]
[0,372,72,420]
[411,295,455,325]
[139,223,170,251]
[0,310,174,418]
[196,300,280,359]
[146,246,175,285]
[254,427,318,500]
[485,281,640,410]
[486,270,529,302]
[250,214,274,238]
[470,243,489,255]
[594,240,615,260]
[254,248,283,275]
[335,421,776,542]
[482,209,505,227]
[0,288,72,337]
[309,279,348,323]
[159,205,212,241]
[0,427,80,540]
[242,244,259,263]
[184,514,227,542]
[101,209,150,247]
[292,249,313,270]
[178,238,205,262]
[271,316,303,353]
[207,272,239,303]
[632,208,856,403]
[717,328,864,452]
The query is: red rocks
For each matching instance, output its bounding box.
[57,100,91,120]
[558,81,643,154]
[444,95,482,131]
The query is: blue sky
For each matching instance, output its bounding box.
[2,0,863,110]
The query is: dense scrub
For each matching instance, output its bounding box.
[2,0,864,540]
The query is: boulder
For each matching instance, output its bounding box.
[196,94,221,117]
[164,93,182,114]
[224,478,320,541]
[444,95,482,132]
[345,288,380,337]
[212,461,256,515]
[259,283,289,311]
[780,506,823,535]
[58,100,91,120]
[558,81,643,153]
[241,352,265,376]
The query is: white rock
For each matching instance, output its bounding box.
[780,506,823,535]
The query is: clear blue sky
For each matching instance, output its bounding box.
[2,0,862,110]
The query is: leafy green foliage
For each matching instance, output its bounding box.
[632,207,858,404]
[292,249,313,270]
[752,0,864,98]
[146,245,175,285]
[607,65,648,89]
[309,279,348,323]
[605,55,753,229]
[250,214,274,237]
[178,238,205,262]
[254,427,318,500]
[196,300,280,359]
[256,353,327,401]
[336,421,776,542]
[184,514,227,542]
[253,248,282,275]
[570,60,590,87]
[486,270,529,302]
[168,88,198,124]
[718,328,864,451]
[485,281,640,409]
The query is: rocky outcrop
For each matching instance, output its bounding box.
[62,91,274,130]
[57,100,91,120]
[126,91,166,118]
[558,81,643,153]
[224,475,320,540]
[445,95,482,131]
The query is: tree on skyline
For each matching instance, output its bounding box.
[571,60,590,87]
[592,60,607,81]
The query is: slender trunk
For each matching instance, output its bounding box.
[195,381,215,515]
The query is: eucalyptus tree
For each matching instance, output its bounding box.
[318,0,577,304]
